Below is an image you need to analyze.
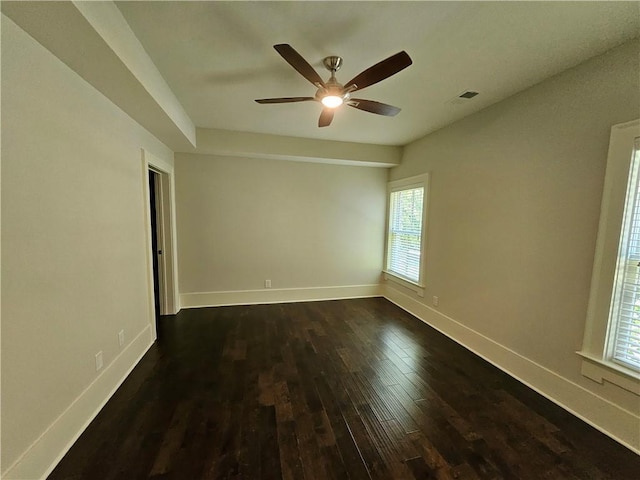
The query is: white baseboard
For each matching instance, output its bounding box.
[3,325,154,480]
[383,284,640,455]
[180,284,382,308]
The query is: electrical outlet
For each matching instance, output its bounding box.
[118,330,125,347]
[265,279,271,289]
[432,296,439,307]
[95,351,103,371]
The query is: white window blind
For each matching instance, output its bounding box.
[608,141,640,372]
[387,186,424,283]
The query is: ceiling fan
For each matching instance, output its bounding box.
[255,44,412,127]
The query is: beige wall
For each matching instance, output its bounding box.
[175,153,387,300]
[1,15,173,478]
[388,39,640,442]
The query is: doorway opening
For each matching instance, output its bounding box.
[143,149,179,341]
[148,169,162,326]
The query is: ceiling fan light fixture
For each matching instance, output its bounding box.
[321,95,344,108]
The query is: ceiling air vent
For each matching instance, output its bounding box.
[459,90,479,99]
[446,90,480,105]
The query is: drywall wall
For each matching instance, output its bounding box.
[1,1,196,151]
[192,128,402,167]
[175,153,387,306]
[386,39,640,449]
[1,15,173,478]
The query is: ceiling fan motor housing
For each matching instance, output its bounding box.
[316,84,349,102]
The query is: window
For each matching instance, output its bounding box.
[384,174,429,290]
[580,120,640,394]
[607,140,640,372]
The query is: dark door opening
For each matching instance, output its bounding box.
[148,170,161,330]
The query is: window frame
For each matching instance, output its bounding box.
[579,119,640,395]
[383,173,429,296]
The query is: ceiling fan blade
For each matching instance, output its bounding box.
[318,108,334,127]
[344,51,412,92]
[255,97,316,104]
[347,99,401,116]
[274,44,326,88]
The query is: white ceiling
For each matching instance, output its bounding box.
[109,2,638,146]
[114,1,639,146]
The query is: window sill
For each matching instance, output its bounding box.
[383,271,425,297]
[576,351,640,396]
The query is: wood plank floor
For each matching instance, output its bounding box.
[49,298,640,479]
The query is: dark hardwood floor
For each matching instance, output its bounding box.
[49,298,639,479]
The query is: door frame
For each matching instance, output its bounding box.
[142,149,179,339]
